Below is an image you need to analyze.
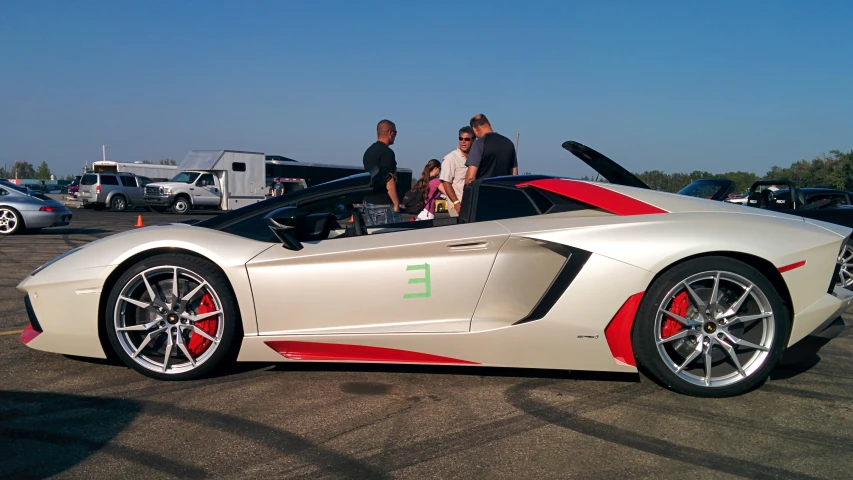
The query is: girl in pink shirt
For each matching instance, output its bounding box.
[415,159,442,220]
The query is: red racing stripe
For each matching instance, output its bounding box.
[604,292,644,367]
[518,178,668,216]
[778,260,806,273]
[265,341,480,365]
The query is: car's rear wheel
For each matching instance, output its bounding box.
[111,195,127,212]
[0,207,22,235]
[632,256,789,397]
[105,254,240,380]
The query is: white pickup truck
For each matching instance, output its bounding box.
[143,150,267,214]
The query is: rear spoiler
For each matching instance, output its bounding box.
[562,141,650,190]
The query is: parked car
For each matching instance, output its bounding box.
[68,176,81,196]
[17,140,852,397]
[77,172,154,212]
[0,179,73,235]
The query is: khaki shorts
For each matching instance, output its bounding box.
[448,204,459,217]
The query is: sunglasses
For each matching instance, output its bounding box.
[459,137,473,141]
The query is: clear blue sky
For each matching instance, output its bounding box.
[2,0,852,178]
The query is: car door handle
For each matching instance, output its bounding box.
[446,242,489,252]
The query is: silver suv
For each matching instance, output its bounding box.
[78,172,153,212]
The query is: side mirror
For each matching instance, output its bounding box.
[264,207,335,251]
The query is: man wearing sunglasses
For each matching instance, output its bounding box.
[439,126,475,217]
[362,119,402,225]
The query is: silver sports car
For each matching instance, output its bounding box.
[0,179,73,234]
[16,141,852,397]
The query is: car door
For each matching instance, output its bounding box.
[246,220,510,335]
[119,175,142,204]
[193,173,221,206]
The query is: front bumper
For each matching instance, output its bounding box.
[143,194,175,207]
[17,266,113,358]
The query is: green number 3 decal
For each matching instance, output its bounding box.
[404,263,431,299]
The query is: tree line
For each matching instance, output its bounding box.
[580,148,853,194]
[0,161,55,180]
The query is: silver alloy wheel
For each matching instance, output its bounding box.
[655,270,775,388]
[0,208,19,234]
[837,244,853,288]
[114,265,224,374]
[173,198,189,213]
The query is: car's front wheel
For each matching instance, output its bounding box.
[172,197,190,215]
[105,253,240,380]
[632,256,789,397]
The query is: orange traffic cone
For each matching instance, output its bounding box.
[135,215,145,228]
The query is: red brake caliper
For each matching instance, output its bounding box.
[662,291,688,339]
[187,293,218,356]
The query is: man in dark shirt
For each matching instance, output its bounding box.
[271,178,284,197]
[464,113,518,185]
[362,119,402,225]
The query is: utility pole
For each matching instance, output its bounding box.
[515,132,520,153]
[102,145,109,162]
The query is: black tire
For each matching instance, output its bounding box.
[632,256,790,398]
[0,206,23,235]
[110,195,128,212]
[172,196,190,215]
[104,253,241,380]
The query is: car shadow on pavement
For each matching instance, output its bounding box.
[61,355,275,379]
[770,336,828,380]
[0,391,149,479]
[0,388,399,479]
[33,228,111,235]
[269,362,641,384]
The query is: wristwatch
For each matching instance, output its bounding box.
[453,200,460,205]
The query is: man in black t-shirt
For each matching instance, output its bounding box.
[464,113,518,185]
[362,119,402,225]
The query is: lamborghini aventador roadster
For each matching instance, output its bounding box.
[17,141,853,397]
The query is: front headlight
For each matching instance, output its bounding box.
[30,247,83,276]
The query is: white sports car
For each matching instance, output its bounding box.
[17,141,852,397]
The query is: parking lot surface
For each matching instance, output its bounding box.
[1,209,852,479]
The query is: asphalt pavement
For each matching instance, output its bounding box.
[1,209,852,479]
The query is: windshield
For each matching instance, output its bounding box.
[677,180,731,200]
[170,172,201,184]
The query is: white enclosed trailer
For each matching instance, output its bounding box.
[92,161,179,181]
[143,150,267,213]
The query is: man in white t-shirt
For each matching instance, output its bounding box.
[439,126,475,217]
